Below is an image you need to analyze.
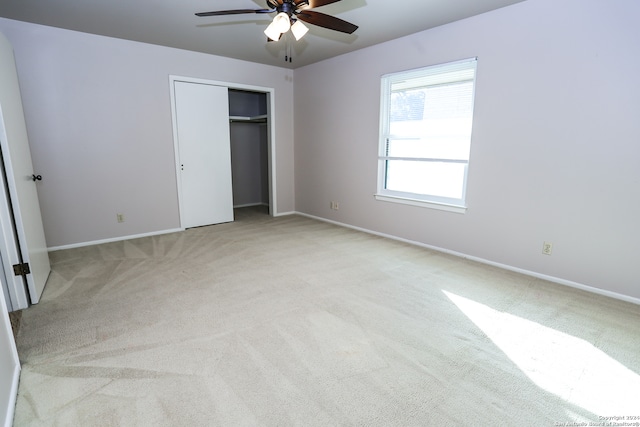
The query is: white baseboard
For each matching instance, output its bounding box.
[48,228,184,252]
[295,212,640,306]
[49,208,290,251]
[44,211,639,305]
[47,207,280,251]
[3,364,20,427]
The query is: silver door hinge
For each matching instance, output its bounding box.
[13,263,31,276]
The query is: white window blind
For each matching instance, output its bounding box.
[377,58,477,212]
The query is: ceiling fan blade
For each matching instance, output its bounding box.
[195,9,273,17]
[295,0,342,9]
[296,10,358,34]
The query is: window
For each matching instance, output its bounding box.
[376,58,477,213]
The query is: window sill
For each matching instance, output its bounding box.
[374,194,467,214]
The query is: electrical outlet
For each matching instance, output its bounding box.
[330,201,339,210]
[117,213,125,223]
[542,241,553,255]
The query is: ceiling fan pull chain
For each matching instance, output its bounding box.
[285,32,293,63]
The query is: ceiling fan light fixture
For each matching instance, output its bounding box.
[291,20,309,40]
[273,12,291,33]
[196,0,359,52]
[264,22,282,41]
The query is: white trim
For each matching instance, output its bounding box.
[0,103,29,310]
[0,276,20,427]
[47,228,184,252]
[374,194,467,214]
[273,211,296,217]
[3,364,20,427]
[265,90,277,216]
[169,75,278,222]
[169,78,185,229]
[295,212,640,306]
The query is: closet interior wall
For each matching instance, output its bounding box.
[228,90,269,212]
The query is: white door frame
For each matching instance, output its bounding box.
[0,107,28,311]
[169,76,277,228]
[0,283,20,427]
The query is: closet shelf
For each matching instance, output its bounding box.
[229,114,268,123]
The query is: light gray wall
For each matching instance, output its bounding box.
[294,0,640,300]
[229,90,267,117]
[229,90,269,207]
[230,122,269,207]
[0,18,295,248]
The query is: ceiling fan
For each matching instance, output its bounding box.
[195,0,358,43]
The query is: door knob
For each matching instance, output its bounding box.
[32,174,42,181]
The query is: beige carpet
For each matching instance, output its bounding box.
[13,208,640,426]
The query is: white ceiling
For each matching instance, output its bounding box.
[0,0,526,68]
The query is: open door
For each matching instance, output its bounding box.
[0,31,51,308]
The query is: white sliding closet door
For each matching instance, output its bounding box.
[174,81,234,228]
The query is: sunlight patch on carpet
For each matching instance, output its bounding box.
[443,291,640,415]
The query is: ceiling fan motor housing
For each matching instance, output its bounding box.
[279,1,294,17]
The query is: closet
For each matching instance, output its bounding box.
[171,78,273,229]
[228,89,270,214]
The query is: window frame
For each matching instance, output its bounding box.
[375,58,478,214]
